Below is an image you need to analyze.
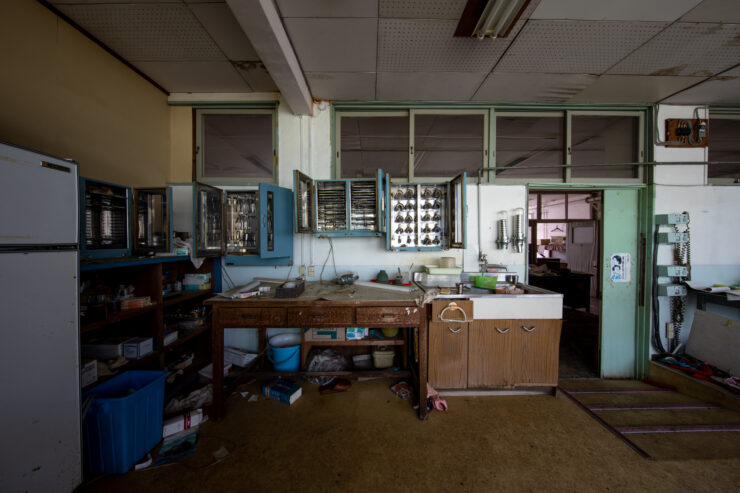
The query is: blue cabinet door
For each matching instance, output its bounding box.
[259,183,293,259]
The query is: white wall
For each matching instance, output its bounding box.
[652,105,740,355]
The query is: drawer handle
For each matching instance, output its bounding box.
[438,302,469,323]
[495,327,509,334]
[522,325,536,333]
[381,313,396,319]
[448,326,463,334]
[311,313,328,319]
[242,314,258,319]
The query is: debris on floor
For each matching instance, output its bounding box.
[319,378,351,394]
[390,381,412,399]
[262,378,302,404]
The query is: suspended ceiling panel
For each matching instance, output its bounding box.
[663,66,740,104]
[379,0,467,19]
[609,23,740,77]
[681,0,740,23]
[496,20,668,74]
[378,19,512,72]
[276,0,378,18]
[282,18,377,72]
[376,71,487,100]
[54,3,222,61]
[473,73,598,102]
[306,72,377,100]
[188,2,259,60]
[133,61,252,92]
[531,0,702,21]
[569,75,705,103]
[232,61,279,92]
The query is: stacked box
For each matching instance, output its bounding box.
[303,328,345,341]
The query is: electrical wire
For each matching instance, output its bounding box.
[220,258,236,290]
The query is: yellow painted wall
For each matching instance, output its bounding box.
[0,0,171,187]
[169,106,193,183]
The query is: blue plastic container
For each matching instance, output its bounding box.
[83,370,166,475]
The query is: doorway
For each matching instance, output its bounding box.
[528,190,602,378]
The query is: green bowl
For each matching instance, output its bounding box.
[472,275,498,290]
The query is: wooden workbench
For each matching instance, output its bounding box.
[205,280,428,420]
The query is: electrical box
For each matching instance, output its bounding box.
[658,284,687,297]
[655,213,689,225]
[657,265,689,277]
[657,232,689,244]
[664,118,708,147]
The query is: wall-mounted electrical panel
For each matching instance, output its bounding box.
[655,213,689,225]
[665,118,708,148]
[657,232,690,244]
[657,265,689,278]
[658,284,688,297]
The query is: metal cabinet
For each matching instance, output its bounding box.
[79,177,132,260]
[385,172,467,251]
[171,182,293,265]
[293,170,386,237]
[132,187,171,254]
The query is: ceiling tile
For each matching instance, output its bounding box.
[376,72,487,100]
[51,0,180,3]
[133,61,252,92]
[609,23,740,77]
[276,0,378,18]
[189,3,259,60]
[569,75,705,103]
[681,0,740,23]
[378,19,510,72]
[473,73,598,102]
[283,18,377,72]
[495,20,667,74]
[379,0,467,19]
[663,66,740,104]
[55,3,222,61]
[306,72,376,100]
[232,61,278,92]
[531,0,701,21]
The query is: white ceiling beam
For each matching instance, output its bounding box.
[226,0,313,115]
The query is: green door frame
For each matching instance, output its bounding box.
[528,183,653,379]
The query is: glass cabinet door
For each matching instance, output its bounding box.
[133,188,170,253]
[293,171,315,233]
[448,172,467,249]
[194,183,224,257]
[224,190,259,255]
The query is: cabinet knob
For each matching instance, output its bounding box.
[522,325,536,333]
[495,327,509,334]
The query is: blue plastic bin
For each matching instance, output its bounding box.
[83,370,166,474]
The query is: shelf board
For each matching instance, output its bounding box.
[163,289,213,307]
[163,326,210,351]
[81,303,158,333]
[229,369,411,380]
[82,350,162,391]
[303,338,404,346]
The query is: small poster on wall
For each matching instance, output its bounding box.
[610,253,630,283]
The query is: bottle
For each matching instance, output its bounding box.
[376,270,389,284]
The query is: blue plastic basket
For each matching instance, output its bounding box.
[83,370,166,475]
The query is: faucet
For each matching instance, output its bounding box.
[478,252,488,272]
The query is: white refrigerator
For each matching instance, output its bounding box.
[0,142,82,491]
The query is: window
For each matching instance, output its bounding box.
[196,108,276,184]
[570,113,642,180]
[336,109,488,181]
[708,115,740,183]
[495,113,564,180]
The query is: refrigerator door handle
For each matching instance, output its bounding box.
[41,161,72,173]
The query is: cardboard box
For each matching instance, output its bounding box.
[123,337,154,360]
[346,328,369,340]
[164,330,178,346]
[82,336,129,359]
[303,328,345,341]
[81,359,98,387]
[262,378,302,405]
[198,362,232,380]
[224,347,258,367]
[162,409,204,438]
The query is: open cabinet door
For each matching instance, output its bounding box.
[293,170,315,233]
[376,169,386,235]
[260,183,293,259]
[448,172,467,249]
[194,182,224,257]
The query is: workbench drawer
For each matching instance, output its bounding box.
[356,306,421,325]
[286,307,353,326]
[218,307,286,326]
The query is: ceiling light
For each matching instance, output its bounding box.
[454,0,531,39]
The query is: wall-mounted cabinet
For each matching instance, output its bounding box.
[171,182,293,266]
[386,172,466,251]
[80,178,132,260]
[133,187,171,255]
[293,170,386,237]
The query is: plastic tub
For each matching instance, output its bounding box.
[82,370,166,474]
[372,347,395,369]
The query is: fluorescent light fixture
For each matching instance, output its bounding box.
[473,0,530,39]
